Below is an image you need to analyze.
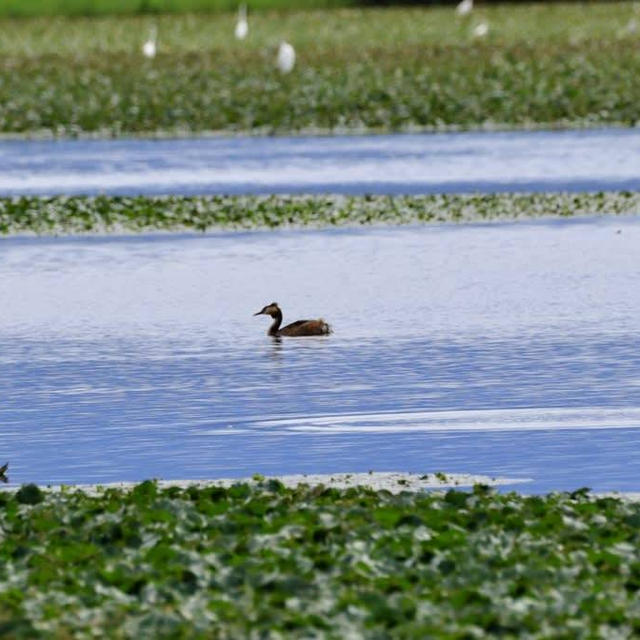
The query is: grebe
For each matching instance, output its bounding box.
[254,302,331,337]
[0,462,7,483]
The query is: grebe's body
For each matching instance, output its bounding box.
[254,302,331,337]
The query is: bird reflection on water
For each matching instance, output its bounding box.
[268,336,284,365]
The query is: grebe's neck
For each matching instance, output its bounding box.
[268,309,283,336]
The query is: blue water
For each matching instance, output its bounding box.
[1,127,639,196]
[1,216,639,492]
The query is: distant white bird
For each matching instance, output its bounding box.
[276,40,295,74]
[142,26,157,59]
[235,4,248,40]
[473,22,489,37]
[456,0,473,16]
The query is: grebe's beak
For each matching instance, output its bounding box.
[254,309,265,316]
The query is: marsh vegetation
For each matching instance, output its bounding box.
[2,481,640,637]
[1,191,638,235]
[1,3,639,136]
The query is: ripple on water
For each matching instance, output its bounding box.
[2,128,640,195]
[0,217,639,491]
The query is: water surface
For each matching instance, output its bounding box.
[1,216,639,491]
[1,127,639,196]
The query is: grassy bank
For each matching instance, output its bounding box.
[0,192,638,235]
[1,480,640,637]
[1,4,639,136]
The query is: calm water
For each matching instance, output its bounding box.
[1,127,640,195]
[1,216,639,492]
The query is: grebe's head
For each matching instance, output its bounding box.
[254,302,280,318]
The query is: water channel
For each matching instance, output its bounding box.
[2,127,640,196]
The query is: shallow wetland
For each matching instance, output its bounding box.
[3,2,640,636]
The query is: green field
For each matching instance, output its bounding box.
[2,480,640,637]
[1,3,639,136]
[1,192,638,235]
[1,0,345,17]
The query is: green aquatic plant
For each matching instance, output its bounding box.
[0,4,639,135]
[1,480,640,636]
[0,192,638,236]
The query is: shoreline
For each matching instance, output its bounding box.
[2,471,533,495]
[5,471,640,500]
[0,120,637,143]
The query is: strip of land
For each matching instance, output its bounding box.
[1,3,639,136]
[0,192,638,236]
[2,472,531,494]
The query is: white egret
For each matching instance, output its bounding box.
[456,0,473,16]
[276,40,295,73]
[235,4,248,40]
[473,22,489,37]
[142,26,157,59]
